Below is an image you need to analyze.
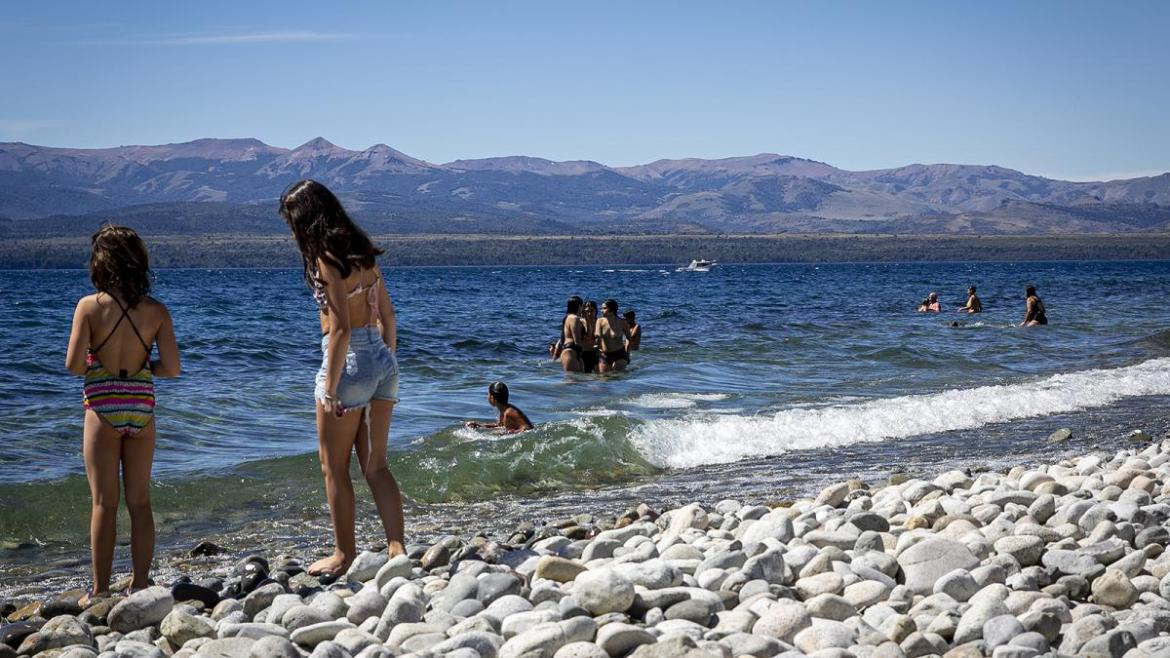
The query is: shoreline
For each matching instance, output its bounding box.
[3,233,1170,268]
[4,429,1170,657]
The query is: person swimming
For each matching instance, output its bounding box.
[1022,285,1048,326]
[556,296,587,371]
[624,310,641,352]
[925,292,940,312]
[579,300,601,373]
[596,299,631,372]
[957,286,982,313]
[465,382,534,433]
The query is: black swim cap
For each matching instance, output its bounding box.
[489,381,509,403]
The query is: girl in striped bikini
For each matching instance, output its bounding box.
[65,225,181,603]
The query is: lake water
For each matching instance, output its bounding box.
[3,261,1170,594]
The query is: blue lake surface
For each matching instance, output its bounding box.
[2,261,1169,592]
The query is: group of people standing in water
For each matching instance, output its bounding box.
[917,284,1049,326]
[550,296,642,373]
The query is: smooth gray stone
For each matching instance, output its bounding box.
[108,587,175,634]
[664,599,718,627]
[243,583,286,620]
[248,636,300,658]
[193,637,256,658]
[1042,550,1106,579]
[281,606,333,633]
[307,640,352,658]
[344,590,387,625]
[434,573,480,612]
[477,573,522,605]
[982,615,1025,651]
[112,639,165,658]
[429,630,505,657]
[897,538,979,595]
[16,615,94,654]
[573,569,635,615]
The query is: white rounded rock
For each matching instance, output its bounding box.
[572,569,635,615]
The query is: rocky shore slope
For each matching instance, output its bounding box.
[4,434,1170,658]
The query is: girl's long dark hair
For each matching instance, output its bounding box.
[89,224,151,308]
[279,179,383,291]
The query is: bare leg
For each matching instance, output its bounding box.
[561,351,582,372]
[355,400,406,557]
[121,420,156,589]
[83,411,121,596]
[310,403,364,575]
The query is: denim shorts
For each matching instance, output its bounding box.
[315,327,399,408]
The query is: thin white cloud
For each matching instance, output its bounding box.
[0,119,66,139]
[90,31,354,46]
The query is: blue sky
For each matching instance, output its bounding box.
[2,1,1167,180]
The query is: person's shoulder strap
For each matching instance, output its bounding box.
[121,297,153,355]
[91,295,131,353]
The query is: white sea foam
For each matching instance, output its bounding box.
[631,358,1170,468]
[630,392,731,409]
[573,408,623,417]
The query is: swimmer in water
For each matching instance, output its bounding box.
[465,382,534,433]
[1021,285,1048,327]
[623,310,641,352]
[926,292,940,312]
[957,286,982,313]
[596,299,631,373]
[556,296,586,371]
[579,300,601,373]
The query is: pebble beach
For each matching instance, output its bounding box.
[5,428,1170,658]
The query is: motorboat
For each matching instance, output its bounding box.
[677,258,717,272]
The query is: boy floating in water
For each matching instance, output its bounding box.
[466,382,534,433]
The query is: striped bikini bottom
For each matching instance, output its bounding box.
[83,353,156,437]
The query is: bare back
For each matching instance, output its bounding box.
[67,292,180,379]
[318,266,385,332]
[84,295,161,371]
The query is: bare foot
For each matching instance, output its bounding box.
[79,590,109,608]
[308,551,352,577]
[387,540,406,559]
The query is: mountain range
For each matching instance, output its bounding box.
[2,137,1169,236]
